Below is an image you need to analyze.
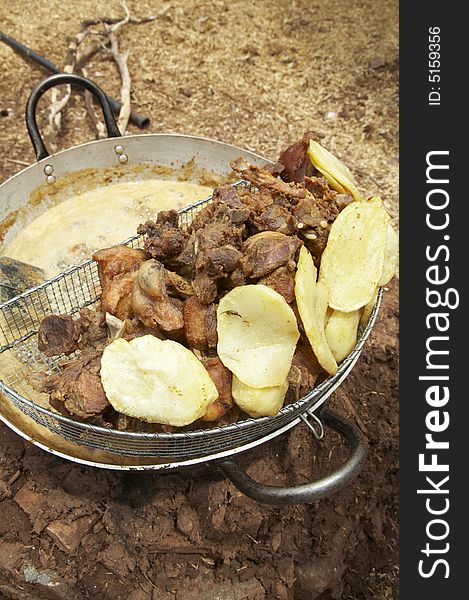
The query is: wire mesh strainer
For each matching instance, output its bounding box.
[0,185,381,461]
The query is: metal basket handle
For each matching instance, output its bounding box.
[218,407,367,505]
[25,73,122,161]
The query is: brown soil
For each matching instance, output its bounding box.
[0,1,399,599]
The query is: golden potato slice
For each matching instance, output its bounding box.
[308,140,361,200]
[217,285,299,388]
[360,287,379,327]
[325,309,360,362]
[325,306,333,328]
[295,246,338,376]
[318,199,389,312]
[100,335,218,426]
[378,223,399,286]
[232,375,289,418]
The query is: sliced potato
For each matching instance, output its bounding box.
[360,287,379,326]
[295,246,338,376]
[325,306,333,328]
[318,199,389,312]
[100,335,218,426]
[232,375,289,417]
[217,285,299,388]
[325,309,360,362]
[378,223,399,286]
[308,140,361,200]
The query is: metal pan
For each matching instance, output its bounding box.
[1,73,371,505]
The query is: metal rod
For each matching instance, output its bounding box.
[0,31,150,129]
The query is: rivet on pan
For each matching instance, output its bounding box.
[114,144,125,154]
[44,164,54,175]
[118,153,128,164]
[46,174,56,184]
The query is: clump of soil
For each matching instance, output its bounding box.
[0,0,398,598]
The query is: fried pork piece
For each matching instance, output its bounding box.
[286,343,323,403]
[183,295,217,350]
[293,188,352,263]
[38,347,110,420]
[79,307,108,348]
[93,246,149,289]
[164,270,194,298]
[37,315,81,357]
[258,261,296,304]
[100,270,136,320]
[132,259,184,332]
[231,151,353,263]
[203,245,243,278]
[189,186,251,231]
[241,231,302,279]
[230,157,313,200]
[192,219,245,304]
[93,246,148,320]
[251,202,297,236]
[192,272,218,305]
[278,131,321,183]
[201,357,233,421]
[138,209,190,261]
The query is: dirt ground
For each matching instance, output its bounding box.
[0,1,399,598]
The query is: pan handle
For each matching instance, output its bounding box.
[218,407,367,505]
[25,73,122,161]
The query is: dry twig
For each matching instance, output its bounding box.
[104,0,132,134]
[42,0,156,142]
[45,30,89,149]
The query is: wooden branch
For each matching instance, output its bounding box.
[81,65,107,139]
[81,15,157,28]
[106,35,131,134]
[42,0,158,141]
[104,0,132,134]
[44,30,90,148]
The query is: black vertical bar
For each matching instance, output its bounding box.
[400,2,466,597]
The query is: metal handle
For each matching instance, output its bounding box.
[218,407,367,505]
[25,73,122,161]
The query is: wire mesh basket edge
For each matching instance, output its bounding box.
[0,186,382,459]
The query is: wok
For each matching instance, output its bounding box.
[0,74,370,505]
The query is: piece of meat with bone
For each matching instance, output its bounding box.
[189,186,251,232]
[192,221,245,304]
[204,245,243,278]
[303,175,340,201]
[277,131,321,183]
[251,202,298,236]
[93,246,148,290]
[164,270,194,299]
[138,210,190,262]
[183,295,217,350]
[38,315,81,357]
[201,357,233,421]
[258,261,297,303]
[79,308,108,348]
[192,272,218,305]
[100,270,136,320]
[93,246,148,320]
[293,189,352,263]
[241,231,302,279]
[230,157,314,201]
[132,259,184,332]
[42,348,110,420]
